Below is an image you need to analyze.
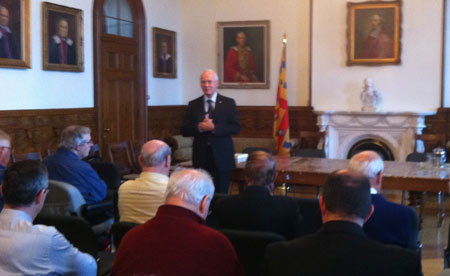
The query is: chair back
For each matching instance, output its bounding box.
[294,197,322,236]
[299,131,325,149]
[11,152,42,163]
[406,152,427,162]
[41,180,86,216]
[205,193,229,228]
[295,148,326,158]
[416,133,446,153]
[34,214,98,258]
[220,229,286,276]
[242,147,273,155]
[107,141,137,175]
[129,139,145,172]
[111,221,140,249]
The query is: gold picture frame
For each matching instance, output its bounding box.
[153,27,177,78]
[42,2,84,72]
[217,20,270,89]
[347,1,401,66]
[0,0,30,69]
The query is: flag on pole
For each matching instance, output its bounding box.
[273,36,290,156]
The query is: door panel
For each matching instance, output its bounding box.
[94,0,147,158]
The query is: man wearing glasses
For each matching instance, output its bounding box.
[43,125,107,204]
[0,160,97,275]
[0,129,11,212]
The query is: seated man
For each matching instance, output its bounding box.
[265,170,421,276]
[214,151,302,239]
[118,139,171,224]
[0,160,96,275]
[0,129,11,211]
[349,151,413,248]
[43,125,107,204]
[112,169,242,276]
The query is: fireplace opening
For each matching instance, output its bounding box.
[347,139,394,161]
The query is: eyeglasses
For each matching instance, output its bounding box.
[80,140,94,146]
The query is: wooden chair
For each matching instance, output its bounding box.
[298,131,326,149]
[416,133,446,153]
[292,131,326,157]
[11,152,43,163]
[129,139,145,172]
[107,142,138,176]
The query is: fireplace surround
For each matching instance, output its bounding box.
[315,111,435,161]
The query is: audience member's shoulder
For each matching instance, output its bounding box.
[118,179,137,191]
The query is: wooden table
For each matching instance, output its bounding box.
[230,157,450,226]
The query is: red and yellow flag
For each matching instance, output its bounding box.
[273,39,290,156]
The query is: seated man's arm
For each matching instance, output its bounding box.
[81,162,108,203]
[50,230,97,276]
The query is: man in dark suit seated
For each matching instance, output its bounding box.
[214,151,302,239]
[265,170,421,276]
[350,150,413,248]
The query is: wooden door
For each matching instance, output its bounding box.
[93,0,147,154]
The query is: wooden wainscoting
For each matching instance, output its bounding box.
[147,105,319,139]
[0,108,97,156]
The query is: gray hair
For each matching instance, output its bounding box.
[0,129,11,143]
[165,169,215,206]
[349,151,384,179]
[141,142,171,167]
[245,151,276,187]
[59,125,91,151]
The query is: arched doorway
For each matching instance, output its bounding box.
[93,0,147,153]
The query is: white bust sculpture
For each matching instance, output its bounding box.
[360,78,380,112]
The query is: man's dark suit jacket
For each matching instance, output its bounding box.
[214,185,302,240]
[181,94,240,172]
[265,221,421,276]
[363,194,413,248]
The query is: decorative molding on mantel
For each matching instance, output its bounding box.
[315,111,436,161]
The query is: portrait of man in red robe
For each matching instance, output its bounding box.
[224,31,259,83]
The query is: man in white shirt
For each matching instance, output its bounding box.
[118,139,172,224]
[0,160,97,276]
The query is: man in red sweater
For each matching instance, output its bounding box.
[111,168,242,276]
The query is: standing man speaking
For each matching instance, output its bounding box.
[181,70,240,193]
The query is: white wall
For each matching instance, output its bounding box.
[0,0,94,110]
[179,0,311,106]
[311,0,443,112]
[146,0,183,106]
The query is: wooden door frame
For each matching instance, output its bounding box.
[93,0,148,149]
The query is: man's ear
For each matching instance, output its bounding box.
[199,194,211,215]
[364,204,375,223]
[376,171,383,186]
[165,154,171,167]
[319,196,327,216]
[35,189,46,205]
[138,155,144,167]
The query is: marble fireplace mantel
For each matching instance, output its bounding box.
[315,111,436,161]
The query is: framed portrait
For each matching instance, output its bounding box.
[0,0,30,69]
[42,2,83,72]
[153,27,176,78]
[347,1,401,66]
[217,20,270,89]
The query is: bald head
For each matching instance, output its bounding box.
[349,151,384,179]
[321,169,372,222]
[140,140,171,172]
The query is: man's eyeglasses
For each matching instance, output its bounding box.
[80,140,94,146]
